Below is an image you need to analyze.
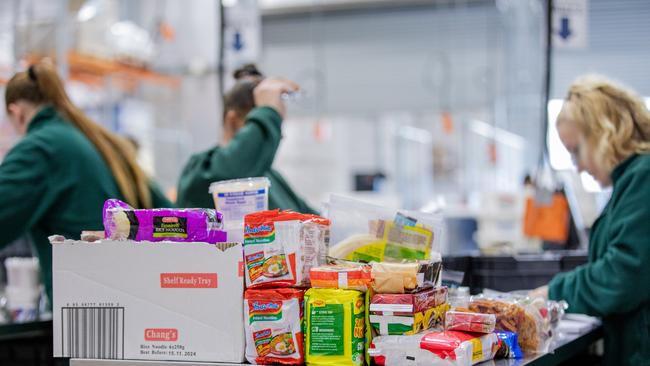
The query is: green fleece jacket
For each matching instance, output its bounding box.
[549,154,650,366]
[0,106,172,303]
[176,106,317,214]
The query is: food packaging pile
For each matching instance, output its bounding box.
[82,195,568,365]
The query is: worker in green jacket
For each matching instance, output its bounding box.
[532,75,650,365]
[1,63,172,304]
[177,64,317,214]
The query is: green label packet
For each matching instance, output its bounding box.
[309,304,344,355]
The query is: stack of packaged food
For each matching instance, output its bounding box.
[100,196,566,366]
[320,195,448,366]
[369,290,566,365]
[242,210,331,365]
[323,196,567,366]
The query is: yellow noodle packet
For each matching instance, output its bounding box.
[304,288,365,366]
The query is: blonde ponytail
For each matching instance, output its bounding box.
[5,63,153,208]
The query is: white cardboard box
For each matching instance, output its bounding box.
[52,240,245,363]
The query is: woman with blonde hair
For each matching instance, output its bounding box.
[1,63,171,303]
[533,75,650,365]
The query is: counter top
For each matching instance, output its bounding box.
[69,315,602,366]
[0,319,52,341]
[486,314,603,366]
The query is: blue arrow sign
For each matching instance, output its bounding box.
[559,17,572,40]
[233,31,244,51]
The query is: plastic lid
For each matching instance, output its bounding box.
[209,177,271,193]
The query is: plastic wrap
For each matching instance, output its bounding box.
[494,331,523,359]
[519,296,567,332]
[371,258,442,294]
[310,264,372,291]
[444,311,496,334]
[304,288,365,366]
[369,287,449,335]
[370,331,499,366]
[459,296,551,354]
[103,199,226,243]
[244,288,305,365]
[326,195,443,263]
[420,331,499,366]
[244,210,330,288]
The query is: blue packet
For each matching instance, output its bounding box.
[495,330,524,359]
[394,212,417,227]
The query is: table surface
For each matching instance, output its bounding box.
[0,319,52,341]
[69,316,603,366]
[484,316,603,366]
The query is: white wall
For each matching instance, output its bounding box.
[552,0,650,98]
[260,1,545,206]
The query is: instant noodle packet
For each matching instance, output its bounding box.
[103,199,226,243]
[244,210,329,288]
[244,288,305,365]
[304,288,365,366]
[310,263,372,291]
[369,331,499,366]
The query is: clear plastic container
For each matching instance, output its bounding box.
[4,257,40,289]
[209,177,271,223]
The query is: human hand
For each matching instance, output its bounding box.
[253,78,300,119]
[529,285,549,300]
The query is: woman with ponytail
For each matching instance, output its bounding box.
[2,63,172,303]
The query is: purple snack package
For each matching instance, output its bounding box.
[103,199,227,243]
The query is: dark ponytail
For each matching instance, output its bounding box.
[5,63,153,208]
[223,64,264,118]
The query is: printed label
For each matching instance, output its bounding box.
[470,338,483,363]
[138,343,196,358]
[145,328,178,342]
[253,328,273,357]
[351,304,365,363]
[218,189,267,198]
[245,251,289,283]
[160,273,217,288]
[153,216,188,238]
[253,329,296,358]
[244,222,275,244]
[248,301,283,324]
[394,212,417,227]
[309,304,344,355]
[217,189,267,222]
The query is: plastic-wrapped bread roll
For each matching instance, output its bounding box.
[103,199,227,243]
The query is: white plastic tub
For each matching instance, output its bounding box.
[209,177,271,222]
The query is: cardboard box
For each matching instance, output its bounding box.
[52,240,245,363]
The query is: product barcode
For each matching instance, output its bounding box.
[61,307,125,359]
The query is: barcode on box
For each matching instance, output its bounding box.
[61,307,125,359]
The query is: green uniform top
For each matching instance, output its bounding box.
[177,106,317,214]
[0,106,172,303]
[549,154,650,366]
